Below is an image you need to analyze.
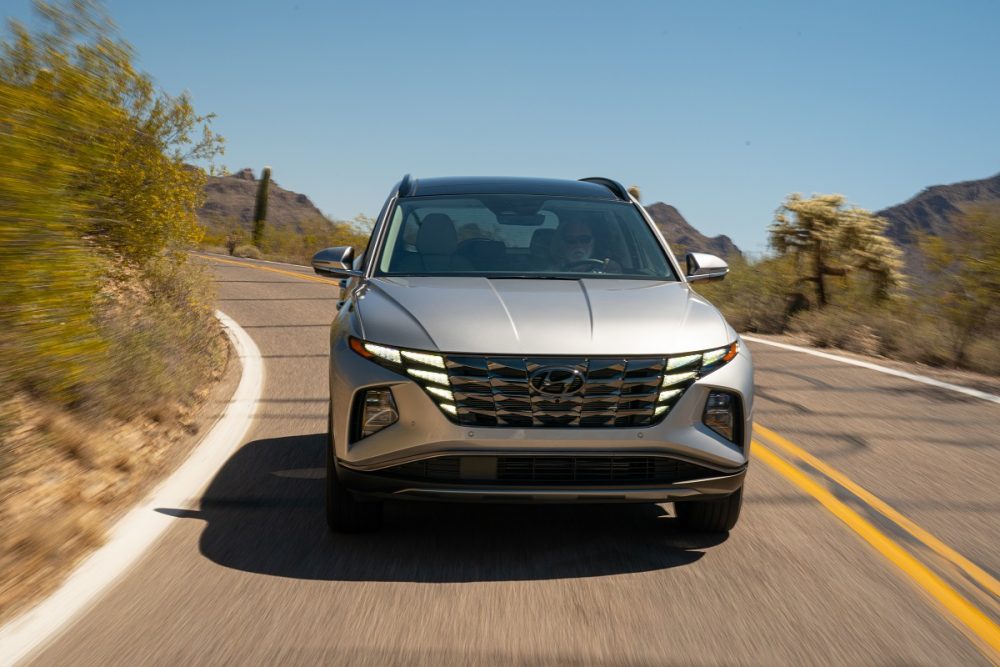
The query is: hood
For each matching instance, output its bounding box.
[354,277,731,356]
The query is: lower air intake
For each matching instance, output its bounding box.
[377,456,722,486]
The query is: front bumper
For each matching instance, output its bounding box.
[338,459,745,503]
[330,335,754,501]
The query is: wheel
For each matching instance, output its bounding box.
[674,486,743,532]
[326,409,383,533]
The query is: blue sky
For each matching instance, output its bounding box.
[4,0,999,254]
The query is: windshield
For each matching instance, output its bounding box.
[376,195,678,280]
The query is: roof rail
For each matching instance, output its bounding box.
[579,177,630,201]
[397,173,414,197]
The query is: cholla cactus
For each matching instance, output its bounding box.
[769,193,902,306]
[251,166,271,248]
[627,184,642,202]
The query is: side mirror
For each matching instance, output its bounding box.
[312,246,362,278]
[685,252,729,282]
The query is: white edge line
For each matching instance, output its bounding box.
[0,310,263,667]
[742,335,1000,405]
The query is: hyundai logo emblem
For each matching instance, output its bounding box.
[528,366,585,397]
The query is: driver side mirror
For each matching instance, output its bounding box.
[685,252,729,282]
[312,246,362,278]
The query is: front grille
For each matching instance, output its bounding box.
[445,355,680,427]
[379,456,722,486]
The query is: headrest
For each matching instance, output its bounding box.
[417,213,458,255]
[530,228,556,252]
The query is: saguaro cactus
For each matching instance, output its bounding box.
[251,166,271,248]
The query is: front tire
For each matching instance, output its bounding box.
[674,486,743,532]
[326,410,383,533]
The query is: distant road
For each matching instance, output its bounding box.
[27,254,999,666]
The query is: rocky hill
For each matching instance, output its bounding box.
[877,172,1000,245]
[198,168,328,232]
[876,172,1000,274]
[644,202,741,257]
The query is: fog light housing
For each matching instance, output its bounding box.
[356,388,398,440]
[703,390,738,443]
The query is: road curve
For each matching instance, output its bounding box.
[25,255,999,666]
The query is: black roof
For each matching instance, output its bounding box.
[400,176,624,200]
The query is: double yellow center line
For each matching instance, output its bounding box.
[753,424,1000,661]
[198,253,342,286]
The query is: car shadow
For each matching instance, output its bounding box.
[159,433,727,582]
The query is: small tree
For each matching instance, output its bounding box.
[918,204,1000,366]
[251,166,271,248]
[769,193,902,308]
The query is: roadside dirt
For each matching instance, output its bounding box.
[0,327,240,625]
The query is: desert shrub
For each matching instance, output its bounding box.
[917,205,1000,367]
[260,217,370,265]
[0,1,222,409]
[233,244,262,260]
[89,257,222,418]
[789,307,886,356]
[960,337,1000,376]
[694,254,794,334]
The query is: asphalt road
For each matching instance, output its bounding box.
[27,255,1000,666]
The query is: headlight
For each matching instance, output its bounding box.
[700,341,739,373]
[654,341,739,417]
[349,337,457,417]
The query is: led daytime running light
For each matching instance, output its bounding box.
[363,342,401,364]
[408,368,450,386]
[702,347,727,366]
[401,350,445,368]
[662,371,697,387]
[666,353,701,370]
[703,341,739,367]
[425,386,454,401]
[659,388,683,402]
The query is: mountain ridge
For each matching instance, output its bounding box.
[875,171,1000,274]
[642,202,741,257]
[876,172,1000,245]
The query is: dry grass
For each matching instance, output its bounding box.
[0,332,231,623]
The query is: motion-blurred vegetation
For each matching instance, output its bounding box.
[0,0,224,413]
[696,195,1000,375]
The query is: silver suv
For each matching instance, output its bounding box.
[313,176,752,533]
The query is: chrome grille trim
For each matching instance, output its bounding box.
[443,355,692,427]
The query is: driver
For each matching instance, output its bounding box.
[551,217,621,272]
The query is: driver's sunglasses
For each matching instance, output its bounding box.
[562,234,593,246]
